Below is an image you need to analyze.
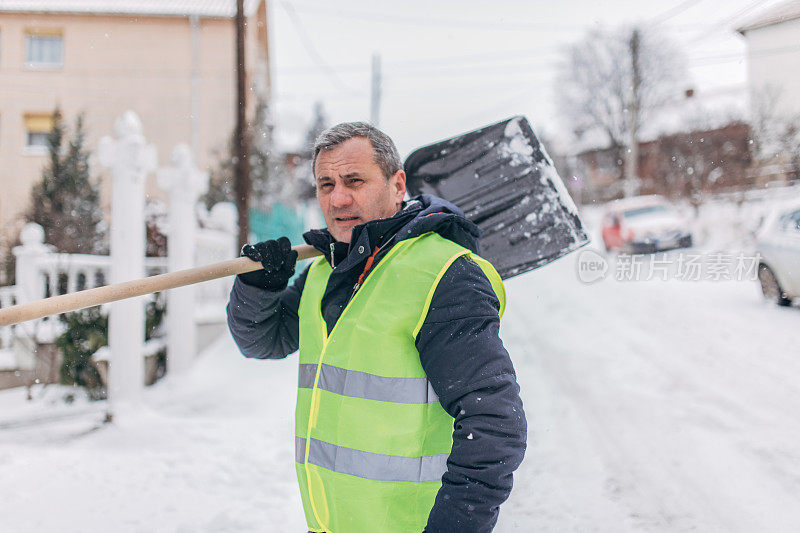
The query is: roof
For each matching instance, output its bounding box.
[0,0,262,18]
[736,0,800,34]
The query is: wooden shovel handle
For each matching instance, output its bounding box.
[0,244,321,327]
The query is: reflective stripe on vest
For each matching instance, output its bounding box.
[298,363,439,404]
[295,437,448,483]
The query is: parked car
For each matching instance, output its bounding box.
[601,195,693,253]
[756,205,800,306]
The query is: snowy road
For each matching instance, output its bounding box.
[1,249,798,532]
[497,251,800,532]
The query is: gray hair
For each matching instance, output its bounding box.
[312,122,402,179]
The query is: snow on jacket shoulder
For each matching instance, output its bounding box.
[226,194,527,532]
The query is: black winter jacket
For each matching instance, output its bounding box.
[226,194,527,533]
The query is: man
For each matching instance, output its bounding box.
[227,122,526,533]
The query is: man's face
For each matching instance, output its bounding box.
[314,137,406,243]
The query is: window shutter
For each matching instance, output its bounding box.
[24,113,55,134]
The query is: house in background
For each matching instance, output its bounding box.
[0,0,271,266]
[737,1,800,117]
[555,122,753,204]
[737,1,800,182]
[637,122,753,200]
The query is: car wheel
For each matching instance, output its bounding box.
[758,264,792,307]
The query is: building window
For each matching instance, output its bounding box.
[23,113,54,153]
[25,30,63,68]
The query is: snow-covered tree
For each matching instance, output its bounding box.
[204,97,274,210]
[303,101,328,155]
[26,109,106,254]
[204,98,322,211]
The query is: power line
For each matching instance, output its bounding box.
[273,4,762,82]
[687,0,772,44]
[648,0,705,26]
[0,34,768,90]
[274,73,549,102]
[277,46,563,75]
[287,1,723,33]
[689,42,800,66]
[457,87,543,126]
[273,72,553,103]
[273,91,366,102]
[288,0,588,32]
[275,40,800,81]
[279,1,360,94]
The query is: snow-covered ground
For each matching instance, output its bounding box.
[1,197,799,532]
[497,255,800,532]
[0,334,306,532]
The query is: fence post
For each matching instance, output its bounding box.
[12,223,51,306]
[158,144,208,374]
[210,202,240,260]
[98,111,156,407]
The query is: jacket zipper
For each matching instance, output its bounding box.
[345,236,395,305]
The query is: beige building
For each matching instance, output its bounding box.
[0,0,270,259]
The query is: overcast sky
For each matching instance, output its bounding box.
[268,0,785,156]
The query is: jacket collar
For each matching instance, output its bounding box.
[303,194,481,273]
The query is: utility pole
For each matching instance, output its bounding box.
[625,28,641,198]
[190,14,201,162]
[234,0,251,247]
[370,52,382,127]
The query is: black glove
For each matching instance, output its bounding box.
[238,236,298,290]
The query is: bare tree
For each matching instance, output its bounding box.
[556,26,686,184]
[750,84,800,182]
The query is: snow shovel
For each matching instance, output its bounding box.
[0,116,586,327]
[404,115,588,279]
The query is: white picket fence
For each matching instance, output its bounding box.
[0,111,245,401]
[0,286,16,363]
[0,206,237,374]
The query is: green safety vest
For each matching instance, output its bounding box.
[295,231,505,533]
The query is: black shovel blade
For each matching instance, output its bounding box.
[404,116,589,279]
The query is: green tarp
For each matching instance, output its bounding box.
[249,202,319,280]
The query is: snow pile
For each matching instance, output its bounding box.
[690,188,800,252]
[501,117,535,167]
[0,348,16,371]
